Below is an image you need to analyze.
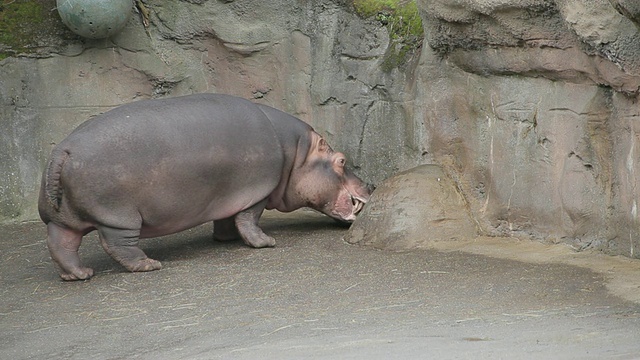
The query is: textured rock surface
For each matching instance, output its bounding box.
[345,165,477,250]
[418,0,640,257]
[0,0,422,222]
[2,0,640,258]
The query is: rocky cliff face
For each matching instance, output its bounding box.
[1,0,639,258]
[418,0,640,256]
[0,0,423,222]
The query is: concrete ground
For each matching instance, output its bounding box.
[1,210,640,359]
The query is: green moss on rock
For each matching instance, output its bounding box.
[0,0,75,60]
[353,0,424,71]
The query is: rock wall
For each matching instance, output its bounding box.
[0,0,423,222]
[418,0,640,257]
[2,0,640,258]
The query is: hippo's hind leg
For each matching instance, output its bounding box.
[46,223,94,281]
[97,226,161,273]
[234,199,276,248]
[213,217,240,241]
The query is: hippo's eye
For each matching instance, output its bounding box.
[333,155,347,171]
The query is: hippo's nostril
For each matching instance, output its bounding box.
[367,183,376,193]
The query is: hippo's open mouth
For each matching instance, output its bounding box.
[327,194,367,224]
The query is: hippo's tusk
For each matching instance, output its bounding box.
[352,197,365,215]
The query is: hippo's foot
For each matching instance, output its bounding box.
[59,266,94,281]
[242,232,276,248]
[46,223,94,281]
[122,258,162,272]
[235,200,276,248]
[98,226,162,274]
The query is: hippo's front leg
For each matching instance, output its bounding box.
[234,199,276,248]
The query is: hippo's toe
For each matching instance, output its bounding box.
[59,266,94,281]
[126,258,162,273]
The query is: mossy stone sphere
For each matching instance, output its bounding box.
[56,0,133,39]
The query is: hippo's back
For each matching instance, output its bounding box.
[65,94,269,154]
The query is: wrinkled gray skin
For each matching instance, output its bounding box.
[38,94,372,281]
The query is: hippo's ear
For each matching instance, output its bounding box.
[318,138,330,153]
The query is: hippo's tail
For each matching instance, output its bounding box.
[44,149,69,211]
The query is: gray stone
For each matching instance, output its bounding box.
[345,165,477,250]
[56,0,133,39]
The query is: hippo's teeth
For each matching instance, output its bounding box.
[353,198,364,215]
[348,193,366,216]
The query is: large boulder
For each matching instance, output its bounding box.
[345,165,477,250]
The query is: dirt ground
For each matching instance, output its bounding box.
[1,210,640,359]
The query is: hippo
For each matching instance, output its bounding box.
[38,93,372,281]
